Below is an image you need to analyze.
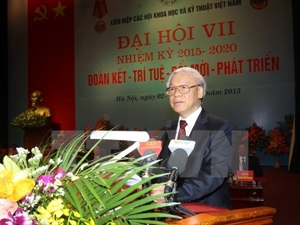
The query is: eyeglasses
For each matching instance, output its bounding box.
[166,84,201,96]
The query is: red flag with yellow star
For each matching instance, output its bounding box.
[27,0,75,130]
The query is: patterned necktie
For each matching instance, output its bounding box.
[177,120,187,139]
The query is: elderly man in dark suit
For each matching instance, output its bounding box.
[231,141,263,177]
[151,67,236,209]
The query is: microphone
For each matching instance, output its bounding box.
[138,140,162,158]
[164,145,189,196]
[164,148,189,193]
[164,167,178,194]
[163,147,196,217]
[138,140,162,190]
[141,148,159,179]
[141,154,153,190]
[168,136,195,156]
[167,148,189,175]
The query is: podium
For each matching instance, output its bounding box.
[168,205,276,225]
[228,177,267,209]
[23,123,60,149]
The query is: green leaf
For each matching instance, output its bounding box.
[33,131,182,224]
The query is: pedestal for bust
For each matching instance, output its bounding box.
[23,122,60,149]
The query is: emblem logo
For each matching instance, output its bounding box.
[250,0,268,10]
[159,0,180,6]
[34,5,47,22]
[94,20,106,34]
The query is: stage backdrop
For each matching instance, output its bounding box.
[7,0,295,166]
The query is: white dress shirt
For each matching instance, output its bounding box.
[176,106,202,139]
[239,156,246,170]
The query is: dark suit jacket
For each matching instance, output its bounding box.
[231,155,263,177]
[157,109,236,209]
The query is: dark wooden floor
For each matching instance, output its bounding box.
[263,166,300,225]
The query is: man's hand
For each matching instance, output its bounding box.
[150,184,166,203]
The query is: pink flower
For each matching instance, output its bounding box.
[0,199,18,220]
[36,174,52,190]
[0,207,37,225]
[53,168,66,180]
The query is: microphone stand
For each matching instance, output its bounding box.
[164,178,196,217]
[141,157,152,197]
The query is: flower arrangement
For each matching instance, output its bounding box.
[11,111,48,129]
[243,122,267,150]
[265,128,289,156]
[93,114,112,131]
[0,133,181,224]
[276,114,294,147]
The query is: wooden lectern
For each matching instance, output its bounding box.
[168,205,276,225]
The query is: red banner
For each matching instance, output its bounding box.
[27,0,75,129]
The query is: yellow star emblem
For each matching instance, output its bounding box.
[52,1,67,18]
